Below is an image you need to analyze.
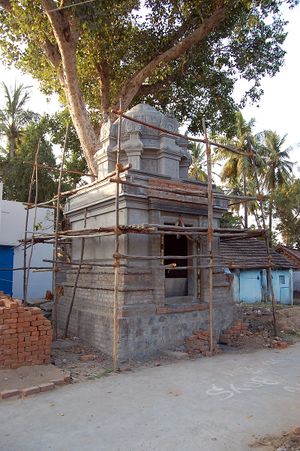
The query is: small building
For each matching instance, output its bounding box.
[58,103,238,360]
[0,182,54,300]
[277,246,300,304]
[220,237,293,305]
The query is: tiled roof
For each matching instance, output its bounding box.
[276,246,300,269]
[220,237,292,269]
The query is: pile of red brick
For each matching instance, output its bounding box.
[0,295,52,369]
[184,330,220,357]
[218,320,249,346]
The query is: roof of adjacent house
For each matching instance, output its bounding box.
[220,237,293,270]
[276,245,300,269]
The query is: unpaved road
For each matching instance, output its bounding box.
[1,344,300,451]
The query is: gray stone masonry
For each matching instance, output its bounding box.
[57,104,237,359]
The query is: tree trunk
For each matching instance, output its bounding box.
[243,175,248,228]
[269,201,273,243]
[9,136,16,159]
[43,0,98,177]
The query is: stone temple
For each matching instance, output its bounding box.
[58,103,236,359]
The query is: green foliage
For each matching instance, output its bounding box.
[220,211,243,229]
[214,112,261,226]
[0,1,298,135]
[48,110,88,187]
[272,178,300,248]
[258,130,294,191]
[0,117,57,202]
[188,142,207,182]
[0,82,39,158]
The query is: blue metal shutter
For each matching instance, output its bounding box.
[0,246,14,296]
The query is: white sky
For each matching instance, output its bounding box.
[0,4,299,172]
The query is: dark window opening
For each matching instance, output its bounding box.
[279,275,285,284]
[164,234,188,279]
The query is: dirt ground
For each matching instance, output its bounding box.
[51,338,183,383]
[0,364,68,391]
[50,304,300,383]
[250,426,300,451]
[237,303,300,350]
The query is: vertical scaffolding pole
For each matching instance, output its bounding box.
[53,123,69,339]
[23,140,40,304]
[250,151,278,336]
[64,207,87,338]
[203,118,214,353]
[113,100,122,371]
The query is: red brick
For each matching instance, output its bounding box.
[39,382,55,392]
[1,389,20,399]
[51,378,66,386]
[20,386,40,397]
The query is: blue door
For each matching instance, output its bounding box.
[240,270,262,303]
[0,246,14,296]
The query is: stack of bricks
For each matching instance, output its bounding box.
[184,330,220,357]
[218,320,249,346]
[0,294,52,369]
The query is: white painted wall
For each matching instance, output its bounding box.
[0,182,54,300]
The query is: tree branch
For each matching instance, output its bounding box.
[95,62,111,116]
[43,39,61,69]
[116,2,227,111]
[0,0,12,11]
[42,0,98,175]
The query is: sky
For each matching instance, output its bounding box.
[0,3,299,172]
[239,4,300,173]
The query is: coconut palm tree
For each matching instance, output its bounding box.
[217,112,257,227]
[188,142,208,182]
[258,130,294,233]
[0,82,39,158]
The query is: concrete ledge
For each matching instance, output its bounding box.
[0,365,71,401]
[156,303,208,314]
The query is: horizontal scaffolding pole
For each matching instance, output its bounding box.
[23,229,265,244]
[0,266,54,271]
[110,177,207,199]
[43,259,127,268]
[23,202,57,210]
[112,110,253,157]
[23,161,96,178]
[115,253,219,260]
[33,223,265,236]
[110,177,266,203]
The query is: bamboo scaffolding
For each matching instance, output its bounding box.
[23,140,40,305]
[23,202,57,210]
[110,176,266,203]
[0,266,54,271]
[53,123,69,339]
[114,253,219,260]
[26,223,264,237]
[19,103,276,364]
[52,163,132,200]
[113,100,122,371]
[43,259,126,268]
[23,161,96,178]
[22,229,264,245]
[112,110,252,157]
[203,118,214,353]
[64,208,87,338]
[250,150,278,336]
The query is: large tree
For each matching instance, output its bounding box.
[0,0,297,174]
